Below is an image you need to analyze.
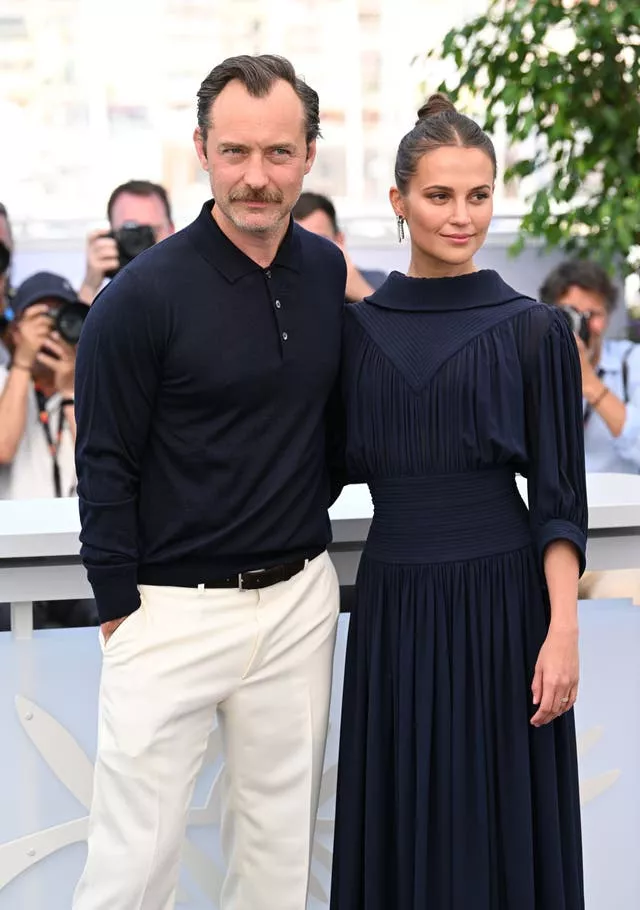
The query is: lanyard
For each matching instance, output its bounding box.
[35,387,65,498]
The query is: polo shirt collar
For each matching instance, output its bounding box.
[188,199,302,283]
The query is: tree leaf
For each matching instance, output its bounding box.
[420,0,640,275]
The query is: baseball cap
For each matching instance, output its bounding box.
[12,272,79,317]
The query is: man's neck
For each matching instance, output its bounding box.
[211,204,288,269]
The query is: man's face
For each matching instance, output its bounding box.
[556,284,609,356]
[193,78,316,237]
[295,209,338,242]
[109,192,174,241]
[0,214,11,253]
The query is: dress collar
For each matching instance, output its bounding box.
[365,269,530,312]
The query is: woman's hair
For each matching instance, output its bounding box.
[394,92,497,193]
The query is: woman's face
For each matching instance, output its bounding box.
[390,145,495,276]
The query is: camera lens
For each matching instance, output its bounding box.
[559,306,590,346]
[55,302,90,345]
[560,306,581,335]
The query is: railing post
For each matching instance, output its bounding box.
[10,601,34,640]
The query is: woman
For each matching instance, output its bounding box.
[331,94,587,910]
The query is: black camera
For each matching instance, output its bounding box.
[105,222,156,278]
[559,305,591,346]
[46,301,90,345]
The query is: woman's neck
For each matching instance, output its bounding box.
[407,249,477,280]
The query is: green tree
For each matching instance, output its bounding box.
[426,0,640,275]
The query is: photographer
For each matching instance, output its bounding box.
[293,191,386,302]
[0,272,88,499]
[540,259,640,474]
[78,179,175,304]
[540,259,640,602]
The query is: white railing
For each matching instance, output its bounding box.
[3,475,640,637]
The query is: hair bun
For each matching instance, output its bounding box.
[416,92,456,123]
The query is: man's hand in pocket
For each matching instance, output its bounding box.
[101,616,128,645]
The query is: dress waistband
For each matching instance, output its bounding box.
[365,469,531,564]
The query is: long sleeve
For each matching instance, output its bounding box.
[523,310,588,576]
[612,345,640,469]
[75,271,163,622]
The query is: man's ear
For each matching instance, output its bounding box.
[193,127,208,170]
[304,139,317,174]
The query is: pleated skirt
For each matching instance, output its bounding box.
[330,545,584,910]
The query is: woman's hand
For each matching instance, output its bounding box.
[530,626,579,727]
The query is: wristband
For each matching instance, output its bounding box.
[10,360,32,373]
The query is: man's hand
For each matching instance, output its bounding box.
[78,230,119,302]
[37,331,77,398]
[574,334,603,402]
[13,304,53,368]
[101,616,128,645]
[341,248,375,303]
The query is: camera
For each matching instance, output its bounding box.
[105,222,156,278]
[46,301,90,345]
[559,305,591,346]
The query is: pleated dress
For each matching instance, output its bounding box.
[330,270,587,910]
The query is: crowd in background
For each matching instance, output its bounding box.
[0,181,639,627]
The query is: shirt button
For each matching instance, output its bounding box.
[275,299,281,309]
[265,269,271,278]
[282,331,288,341]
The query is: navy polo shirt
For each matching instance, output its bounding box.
[75,200,347,622]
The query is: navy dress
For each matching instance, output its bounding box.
[331,270,587,910]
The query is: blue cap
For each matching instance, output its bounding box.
[12,272,78,317]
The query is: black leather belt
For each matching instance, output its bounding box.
[199,559,306,591]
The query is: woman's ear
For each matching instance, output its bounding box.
[389,186,404,220]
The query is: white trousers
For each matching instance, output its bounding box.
[73,551,339,910]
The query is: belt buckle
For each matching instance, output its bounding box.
[239,567,266,591]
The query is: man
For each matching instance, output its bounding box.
[293,190,386,301]
[73,54,346,910]
[539,259,640,474]
[0,202,14,366]
[78,179,175,303]
[0,272,81,500]
[540,259,640,602]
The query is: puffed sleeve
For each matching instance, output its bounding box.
[523,308,588,576]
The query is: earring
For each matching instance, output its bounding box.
[396,214,405,243]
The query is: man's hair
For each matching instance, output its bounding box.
[292,192,339,235]
[539,259,618,313]
[196,54,320,147]
[106,180,173,225]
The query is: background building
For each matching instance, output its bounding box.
[0,0,495,237]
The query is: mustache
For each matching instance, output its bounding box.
[229,189,283,204]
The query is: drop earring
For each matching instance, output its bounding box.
[396,214,405,243]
